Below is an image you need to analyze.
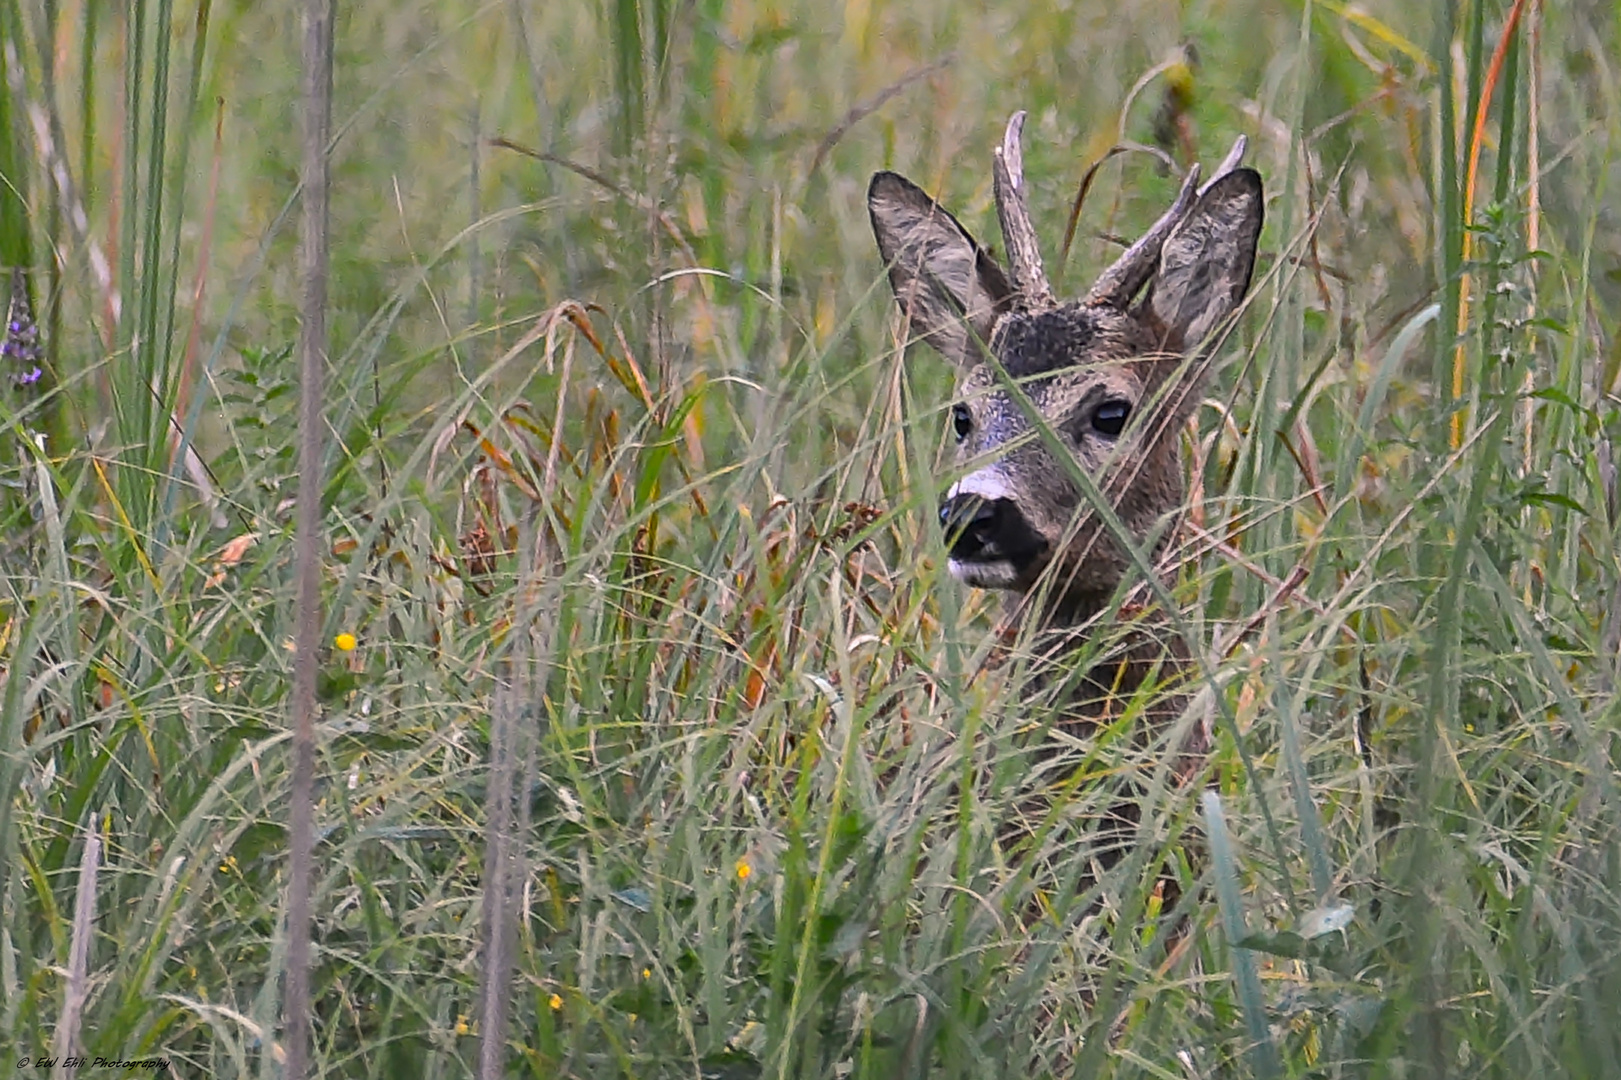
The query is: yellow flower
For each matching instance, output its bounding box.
[334,632,358,652]
[454,1015,470,1036]
[735,859,752,881]
[641,967,651,979]
[548,993,563,1011]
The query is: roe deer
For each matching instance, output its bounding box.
[869,113,1262,780]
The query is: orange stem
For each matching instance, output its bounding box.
[1451,0,1529,448]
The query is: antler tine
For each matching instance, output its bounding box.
[1199,135,1247,196]
[992,111,1056,310]
[1083,161,1201,308]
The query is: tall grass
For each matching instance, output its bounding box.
[1,0,1618,1076]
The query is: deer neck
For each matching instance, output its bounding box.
[997,578,1195,750]
[1003,504,1185,639]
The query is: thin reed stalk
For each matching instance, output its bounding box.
[283,0,334,1074]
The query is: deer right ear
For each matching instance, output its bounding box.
[868,172,1012,367]
[1141,168,1264,350]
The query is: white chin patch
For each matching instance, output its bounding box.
[948,558,1020,589]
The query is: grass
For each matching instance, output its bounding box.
[2,0,1620,1075]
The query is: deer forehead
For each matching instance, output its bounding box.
[988,303,1145,376]
[974,301,1147,375]
[957,304,1152,419]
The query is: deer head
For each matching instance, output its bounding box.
[870,113,1263,621]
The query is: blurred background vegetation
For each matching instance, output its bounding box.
[1,0,1619,1075]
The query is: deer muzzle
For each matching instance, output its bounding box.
[938,492,1048,587]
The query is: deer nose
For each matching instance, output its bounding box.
[939,494,1003,560]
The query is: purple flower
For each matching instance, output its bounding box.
[5,269,43,392]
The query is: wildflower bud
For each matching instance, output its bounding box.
[5,269,42,392]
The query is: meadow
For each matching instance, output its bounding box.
[2,0,1619,1076]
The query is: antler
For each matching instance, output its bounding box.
[1084,135,1249,309]
[1083,164,1198,308]
[992,112,1055,310]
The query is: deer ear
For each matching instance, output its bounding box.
[1142,168,1263,349]
[869,171,1012,367]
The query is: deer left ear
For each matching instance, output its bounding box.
[868,171,1013,368]
[1141,168,1263,348]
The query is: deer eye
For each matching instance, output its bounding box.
[1091,399,1131,437]
[951,403,973,443]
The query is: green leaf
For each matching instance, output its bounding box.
[1520,490,1589,516]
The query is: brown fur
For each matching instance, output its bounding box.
[870,116,1263,779]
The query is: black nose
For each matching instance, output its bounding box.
[939,494,1004,561]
